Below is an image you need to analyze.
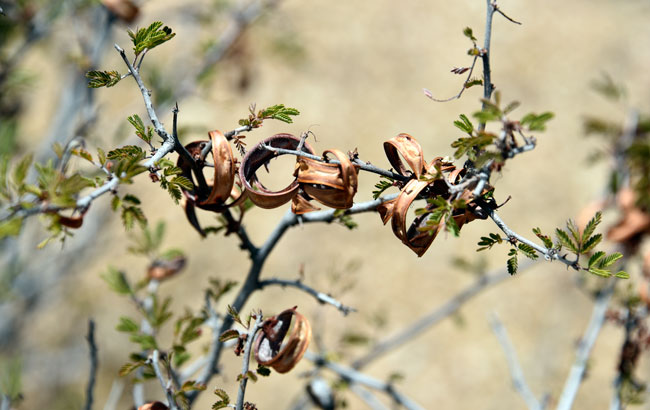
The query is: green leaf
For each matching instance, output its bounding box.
[97,148,107,166]
[107,145,145,161]
[128,21,176,56]
[227,305,241,325]
[259,104,300,124]
[130,333,158,350]
[86,70,122,88]
[118,361,144,377]
[533,227,553,249]
[463,27,477,42]
[121,205,147,230]
[615,271,630,279]
[181,380,207,392]
[600,252,623,268]
[507,252,518,275]
[212,388,230,409]
[588,251,606,269]
[588,267,611,278]
[12,154,33,187]
[219,329,240,342]
[116,316,139,333]
[128,114,151,145]
[171,175,194,191]
[521,112,554,131]
[101,267,132,295]
[581,211,602,244]
[123,194,141,205]
[453,114,474,134]
[464,78,483,89]
[245,371,258,383]
[582,233,602,253]
[372,177,393,200]
[555,228,578,253]
[503,101,521,115]
[517,243,538,260]
[0,217,23,239]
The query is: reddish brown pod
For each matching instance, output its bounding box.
[138,402,168,410]
[102,0,139,23]
[253,307,311,373]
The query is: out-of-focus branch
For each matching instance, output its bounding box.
[352,261,535,370]
[556,280,616,410]
[259,278,356,316]
[150,350,178,410]
[306,351,424,410]
[489,313,542,410]
[83,319,99,410]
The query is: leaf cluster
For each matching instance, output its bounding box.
[128,114,155,147]
[238,103,300,128]
[128,21,175,56]
[416,196,465,237]
[86,70,122,88]
[155,162,194,204]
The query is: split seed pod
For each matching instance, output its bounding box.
[240,134,315,209]
[253,307,311,373]
[296,149,358,209]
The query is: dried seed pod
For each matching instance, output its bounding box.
[147,254,186,281]
[201,130,236,206]
[383,133,426,178]
[240,134,315,209]
[102,0,139,23]
[297,149,358,209]
[138,402,169,410]
[254,307,311,373]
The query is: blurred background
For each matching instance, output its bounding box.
[1,0,650,408]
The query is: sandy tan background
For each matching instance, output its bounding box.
[9,0,650,408]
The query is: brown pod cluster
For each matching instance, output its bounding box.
[178,131,248,236]
[253,307,311,373]
[296,149,358,209]
[378,133,489,257]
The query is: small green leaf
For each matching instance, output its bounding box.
[556,228,578,253]
[372,177,394,200]
[600,252,623,268]
[588,267,611,278]
[507,253,518,275]
[181,380,207,392]
[246,371,258,383]
[12,154,33,187]
[219,329,240,342]
[0,217,23,239]
[101,267,132,295]
[581,211,602,244]
[130,333,158,350]
[116,316,139,333]
[213,388,230,409]
[582,233,602,253]
[615,271,630,279]
[533,227,553,249]
[128,21,176,56]
[118,361,144,377]
[588,251,606,269]
[517,243,538,260]
[86,70,122,88]
[463,27,477,42]
[107,145,145,161]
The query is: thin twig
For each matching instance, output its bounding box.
[261,144,410,182]
[424,55,479,102]
[235,313,264,410]
[84,319,99,410]
[489,313,542,410]
[259,278,356,316]
[352,260,535,370]
[150,350,179,410]
[556,280,616,410]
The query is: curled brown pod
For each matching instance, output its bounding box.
[390,179,437,256]
[297,149,358,209]
[383,133,426,178]
[137,402,169,410]
[253,307,311,374]
[201,130,236,207]
[239,134,315,209]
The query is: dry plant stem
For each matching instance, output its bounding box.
[258,278,356,315]
[151,350,179,410]
[425,55,479,102]
[305,351,424,410]
[487,209,579,269]
[188,195,395,403]
[260,145,410,182]
[236,314,264,410]
[84,319,99,410]
[489,313,542,410]
[556,280,616,410]
[479,0,496,131]
[352,260,534,370]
